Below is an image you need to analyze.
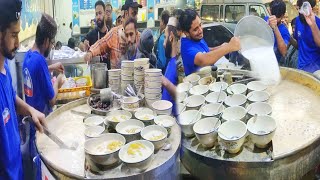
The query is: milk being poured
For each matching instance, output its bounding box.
[240,36,281,85]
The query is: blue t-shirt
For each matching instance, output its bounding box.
[162,57,178,116]
[265,16,291,61]
[156,33,167,72]
[294,16,320,70]
[181,38,210,76]
[23,50,55,116]
[0,63,23,180]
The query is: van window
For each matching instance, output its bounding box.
[225,5,245,23]
[201,5,220,22]
[249,5,267,19]
[203,25,233,47]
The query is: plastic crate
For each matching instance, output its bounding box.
[57,76,92,101]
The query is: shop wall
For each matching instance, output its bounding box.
[54,0,73,44]
[19,0,44,42]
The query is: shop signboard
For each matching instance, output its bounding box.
[80,0,99,10]
[147,0,154,20]
[72,0,81,35]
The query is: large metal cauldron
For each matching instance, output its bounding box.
[36,98,181,179]
[181,67,320,179]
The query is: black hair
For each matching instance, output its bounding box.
[124,17,137,29]
[95,0,106,11]
[172,9,184,31]
[68,38,76,49]
[35,14,58,47]
[297,0,316,8]
[167,25,179,39]
[179,9,198,33]
[270,0,286,18]
[105,2,113,10]
[160,10,170,25]
[0,0,22,32]
[56,41,62,47]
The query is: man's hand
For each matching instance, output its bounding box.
[56,73,65,89]
[304,11,316,27]
[49,62,64,73]
[268,15,278,29]
[84,51,93,63]
[84,40,90,51]
[228,37,241,52]
[29,107,46,133]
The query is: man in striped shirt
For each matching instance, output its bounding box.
[84,0,142,69]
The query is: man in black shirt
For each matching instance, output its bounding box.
[79,0,111,69]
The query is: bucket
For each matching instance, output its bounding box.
[234,15,274,52]
[234,16,280,85]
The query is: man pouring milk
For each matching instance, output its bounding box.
[178,9,279,85]
[179,9,241,76]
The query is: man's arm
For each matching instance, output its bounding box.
[79,40,90,52]
[304,11,320,47]
[85,29,114,62]
[273,26,288,57]
[310,22,320,47]
[49,74,64,107]
[48,62,64,73]
[194,37,240,67]
[16,96,46,133]
[161,76,176,100]
[303,11,320,47]
[269,16,288,57]
[209,43,228,51]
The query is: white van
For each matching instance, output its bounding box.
[200,0,298,32]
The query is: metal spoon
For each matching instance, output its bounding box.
[218,131,239,140]
[216,85,223,103]
[188,103,205,125]
[22,116,79,150]
[253,114,258,123]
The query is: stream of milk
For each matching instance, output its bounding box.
[240,36,281,85]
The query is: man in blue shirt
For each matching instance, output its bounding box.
[155,10,170,73]
[161,17,181,115]
[294,0,320,73]
[179,9,241,76]
[0,1,46,179]
[266,0,291,64]
[23,14,65,180]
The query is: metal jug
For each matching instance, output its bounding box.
[91,63,108,89]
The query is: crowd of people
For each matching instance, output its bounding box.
[264,0,320,73]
